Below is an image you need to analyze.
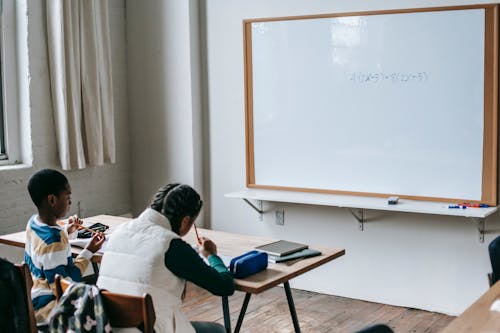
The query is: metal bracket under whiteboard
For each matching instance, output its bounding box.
[243,199,263,221]
[348,208,364,231]
[473,217,485,243]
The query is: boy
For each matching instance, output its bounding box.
[25,169,105,322]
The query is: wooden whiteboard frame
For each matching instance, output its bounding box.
[243,4,499,205]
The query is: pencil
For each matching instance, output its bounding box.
[78,224,100,235]
[193,224,202,244]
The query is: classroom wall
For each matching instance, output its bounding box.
[0,0,131,239]
[2,1,497,315]
[203,0,500,315]
[126,0,204,216]
[124,0,500,315]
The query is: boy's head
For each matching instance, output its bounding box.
[27,169,72,218]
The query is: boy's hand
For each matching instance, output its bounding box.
[200,237,217,258]
[85,233,106,253]
[67,215,83,234]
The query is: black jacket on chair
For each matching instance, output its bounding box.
[0,257,30,333]
[489,235,500,285]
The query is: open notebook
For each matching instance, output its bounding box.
[191,244,232,268]
[69,235,110,254]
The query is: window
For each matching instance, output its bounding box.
[0,5,6,161]
[0,56,5,161]
[0,0,21,166]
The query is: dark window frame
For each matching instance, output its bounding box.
[0,54,5,158]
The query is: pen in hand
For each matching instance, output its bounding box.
[193,224,202,245]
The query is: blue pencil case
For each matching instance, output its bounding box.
[229,250,268,279]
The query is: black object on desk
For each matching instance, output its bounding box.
[268,249,321,263]
[255,240,308,257]
[77,222,109,238]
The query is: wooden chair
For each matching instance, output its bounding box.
[14,263,40,333]
[54,275,156,333]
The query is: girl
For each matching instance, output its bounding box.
[97,184,233,333]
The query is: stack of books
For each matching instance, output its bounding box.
[255,240,321,263]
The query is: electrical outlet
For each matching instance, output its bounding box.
[275,209,285,225]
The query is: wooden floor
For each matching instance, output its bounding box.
[182,283,454,333]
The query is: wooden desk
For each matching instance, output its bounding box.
[0,215,345,333]
[182,225,345,333]
[440,281,500,333]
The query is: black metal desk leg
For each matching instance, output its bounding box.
[284,281,301,333]
[92,262,99,275]
[222,296,231,333]
[234,293,252,333]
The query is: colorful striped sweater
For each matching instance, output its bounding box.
[24,215,92,318]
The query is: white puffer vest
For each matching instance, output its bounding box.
[97,208,195,333]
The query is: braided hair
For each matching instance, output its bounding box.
[150,183,203,234]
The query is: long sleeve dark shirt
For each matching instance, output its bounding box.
[164,238,235,296]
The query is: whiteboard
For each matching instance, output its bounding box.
[245,5,498,204]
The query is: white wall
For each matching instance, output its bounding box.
[126,0,203,216]
[0,0,131,242]
[204,0,500,315]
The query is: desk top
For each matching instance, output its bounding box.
[440,281,500,333]
[182,226,345,293]
[0,215,345,294]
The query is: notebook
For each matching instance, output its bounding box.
[193,244,232,268]
[268,248,321,263]
[255,240,308,257]
[69,235,110,254]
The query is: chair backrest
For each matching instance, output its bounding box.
[355,324,394,333]
[489,235,500,287]
[54,275,156,333]
[14,263,38,333]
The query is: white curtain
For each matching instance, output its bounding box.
[46,0,115,170]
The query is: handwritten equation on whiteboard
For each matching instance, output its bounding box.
[349,72,429,84]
